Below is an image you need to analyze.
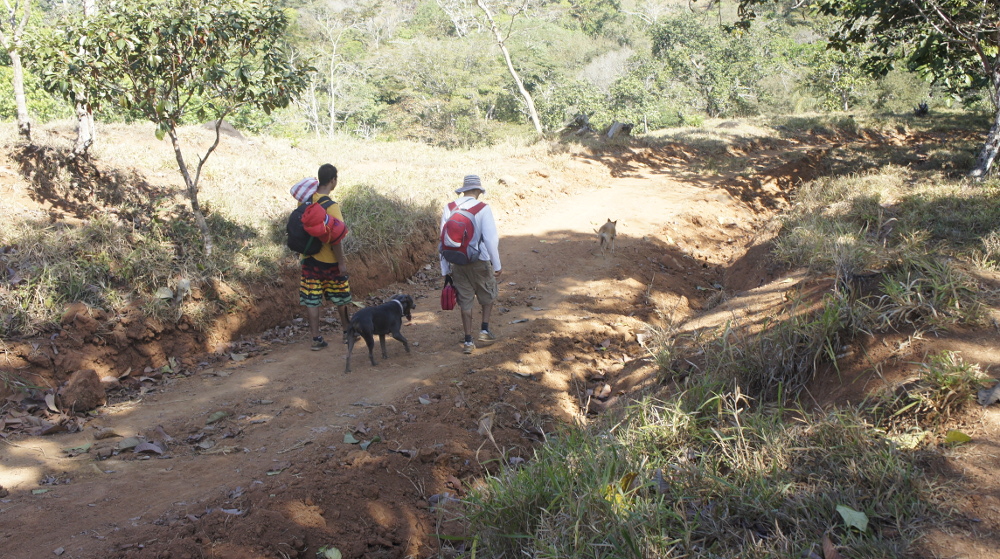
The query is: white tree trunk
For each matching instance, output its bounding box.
[10,49,29,139]
[475,0,543,135]
[970,106,1000,180]
[970,73,1000,180]
[74,0,97,156]
[1,0,32,140]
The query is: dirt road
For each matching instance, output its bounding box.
[0,142,763,558]
[2,137,997,559]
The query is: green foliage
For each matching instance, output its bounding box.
[406,0,456,38]
[805,42,877,111]
[30,0,313,139]
[650,13,776,118]
[536,78,605,131]
[466,393,928,557]
[566,0,624,38]
[0,66,71,121]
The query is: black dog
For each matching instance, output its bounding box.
[344,294,415,373]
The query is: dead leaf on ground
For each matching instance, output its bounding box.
[822,534,843,559]
[94,427,121,440]
[977,381,1000,406]
[445,475,463,494]
[477,412,496,443]
[62,443,92,457]
[154,425,175,443]
[44,393,59,413]
[116,437,143,451]
[390,448,416,458]
[133,441,165,455]
[359,436,381,451]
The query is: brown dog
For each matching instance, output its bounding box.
[596,219,617,256]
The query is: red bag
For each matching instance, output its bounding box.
[301,195,348,245]
[441,275,457,311]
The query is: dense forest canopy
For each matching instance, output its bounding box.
[0,0,979,150]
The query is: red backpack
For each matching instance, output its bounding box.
[439,201,486,265]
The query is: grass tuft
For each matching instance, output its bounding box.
[869,351,986,433]
[465,390,929,558]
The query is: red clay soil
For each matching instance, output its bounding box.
[2,131,999,559]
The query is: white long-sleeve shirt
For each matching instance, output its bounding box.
[439,196,501,276]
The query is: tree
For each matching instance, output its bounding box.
[475,0,543,134]
[0,0,33,140]
[651,13,765,117]
[73,0,96,156]
[32,0,312,255]
[739,0,1000,179]
[567,0,623,38]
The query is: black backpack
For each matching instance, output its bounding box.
[286,198,335,255]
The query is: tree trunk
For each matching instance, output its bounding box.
[2,0,32,141]
[73,102,94,156]
[970,84,1000,180]
[167,128,215,256]
[9,46,29,140]
[969,108,1000,180]
[74,0,97,156]
[475,0,543,136]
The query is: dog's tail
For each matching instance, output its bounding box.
[345,316,360,338]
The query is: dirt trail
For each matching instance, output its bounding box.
[0,147,762,558]
[4,137,996,559]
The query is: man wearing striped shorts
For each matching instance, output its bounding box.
[300,164,352,350]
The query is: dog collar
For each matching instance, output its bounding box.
[392,299,405,314]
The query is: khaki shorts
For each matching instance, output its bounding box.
[451,260,497,311]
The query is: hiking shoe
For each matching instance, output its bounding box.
[311,337,328,351]
[477,330,496,345]
[463,341,475,354]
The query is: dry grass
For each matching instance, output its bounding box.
[0,121,599,336]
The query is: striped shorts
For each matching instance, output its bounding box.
[300,260,352,307]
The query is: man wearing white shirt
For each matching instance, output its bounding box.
[439,175,502,354]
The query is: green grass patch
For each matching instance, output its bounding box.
[869,351,987,434]
[466,389,929,558]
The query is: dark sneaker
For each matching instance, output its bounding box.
[477,330,496,345]
[462,341,475,354]
[311,337,328,351]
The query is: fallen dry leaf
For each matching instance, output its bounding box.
[822,534,843,559]
[446,475,463,495]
